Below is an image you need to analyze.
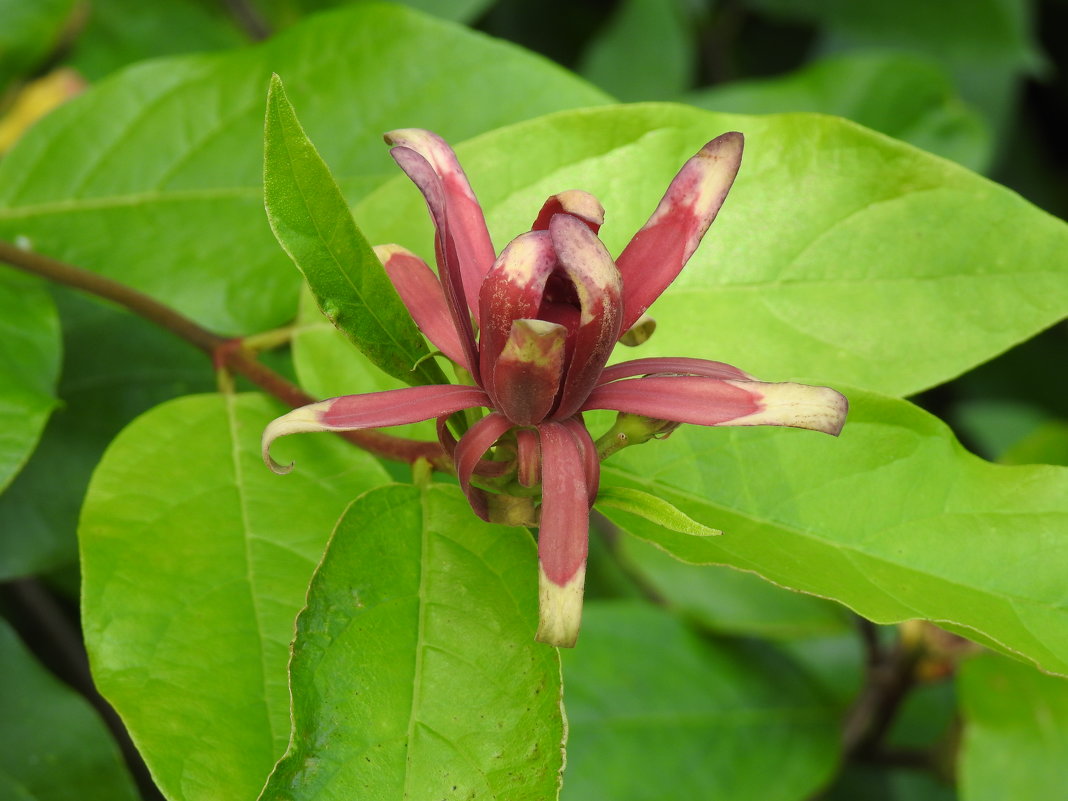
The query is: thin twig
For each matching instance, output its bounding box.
[0,240,451,471]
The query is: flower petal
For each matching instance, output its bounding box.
[492,319,568,425]
[374,244,471,371]
[262,385,489,473]
[386,145,480,375]
[547,213,624,419]
[598,356,754,384]
[454,412,514,520]
[615,132,744,333]
[532,190,605,233]
[477,230,558,399]
[535,421,590,648]
[561,416,599,506]
[582,375,847,435]
[385,129,495,325]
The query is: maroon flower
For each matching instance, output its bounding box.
[263,129,847,647]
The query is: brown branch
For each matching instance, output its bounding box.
[841,619,922,759]
[0,239,451,471]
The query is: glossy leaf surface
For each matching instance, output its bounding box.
[616,534,853,639]
[559,602,839,800]
[261,483,564,800]
[0,4,609,334]
[358,104,1068,398]
[80,393,390,801]
[595,389,1068,675]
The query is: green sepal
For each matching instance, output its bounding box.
[594,485,722,537]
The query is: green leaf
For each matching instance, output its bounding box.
[959,652,1068,801]
[595,485,720,537]
[357,104,1068,398]
[0,0,75,93]
[0,3,610,335]
[616,534,853,639]
[579,0,694,101]
[264,75,444,388]
[0,287,213,579]
[595,388,1068,676]
[0,617,139,801]
[80,393,391,801]
[688,51,990,171]
[559,601,839,801]
[64,0,246,80]
[0,269,59,496]
[260,483,564,800]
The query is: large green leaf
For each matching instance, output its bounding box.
[264,75,445,387]
[616,534,853,639]
[958,652,1068,801]
[0,287,212,579]
[357,104,1068,398]
[688,51,989,171]
[0,617,139,801]
[0,269,59,495]
[0,3,610,335]
[261,483,564,800]
[594,389,1068,675]
[559,602,839,801]
[80,393,391,801]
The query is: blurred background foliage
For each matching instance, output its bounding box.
[1,1,1066,799]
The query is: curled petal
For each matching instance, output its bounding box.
[454,412,514,520]
[547,213,623,419]
[535,421,590,648]
[616,132,744,333]
[493,319,567,426]
[387,146,480,376]
[477,230,558,397]
[532,190,605,233]
[262,385,489,474]
[598,356,754,385]
[385,129,495,324]
[581,375,848,435]
[375,244,471,371]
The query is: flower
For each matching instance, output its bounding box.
[262,129,848,647]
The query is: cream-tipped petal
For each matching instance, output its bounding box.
[532,190,605,233]
[722,381,849,436]
[535,563,585,648]
[616,132,744,332]
[261,399,334,474]
[384,129,495,322]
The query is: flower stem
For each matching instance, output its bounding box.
[0,239,452,471]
